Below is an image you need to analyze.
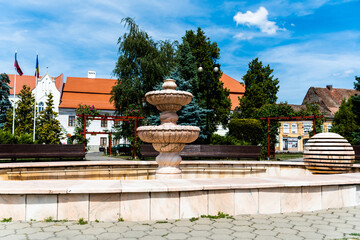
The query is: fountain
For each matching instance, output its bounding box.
[137,79,200,177]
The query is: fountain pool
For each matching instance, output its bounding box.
[0,160,359,222]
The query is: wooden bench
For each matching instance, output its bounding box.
[140,144,262,160]
[0,144,85,160]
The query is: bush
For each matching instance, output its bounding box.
[210,134,249,145]
[0,130,34,144]
[228,119,263,145]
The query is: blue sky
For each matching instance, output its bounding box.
[0,0,359,104]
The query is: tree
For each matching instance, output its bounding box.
[148,69,210,142]
[111,17,176,117]
[0,73,12,129]
[331,98,358,144]
[5,85,35,135]
[36,93,63,144]
[296,103,324,135]
[239,58,280,118]
[181,28,231,134]
[354,76,360,91]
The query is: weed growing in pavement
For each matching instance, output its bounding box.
[1,217,12,222]
[156,220,168,223]
[77,218,88,225]
[200,212,234,220]
[43,217,68,223]
[189,217,199,222]
[118,218,124,222]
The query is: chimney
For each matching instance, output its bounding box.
[88,71,96,79]
[326,85,333,90]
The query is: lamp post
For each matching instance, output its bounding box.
[197,63,220,144]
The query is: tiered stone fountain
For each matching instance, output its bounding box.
[137,79,200,178]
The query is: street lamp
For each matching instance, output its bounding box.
[197,63,220,144]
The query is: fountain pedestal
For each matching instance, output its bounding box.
[137,79,200,177]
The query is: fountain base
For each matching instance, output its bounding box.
[155,152,182,175]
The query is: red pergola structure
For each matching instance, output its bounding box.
[260,115,324,159]
[77,114,144,158]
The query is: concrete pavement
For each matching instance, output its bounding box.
[0,206,359,240]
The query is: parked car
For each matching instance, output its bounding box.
[112,144,132,155]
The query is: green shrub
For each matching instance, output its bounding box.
[228,119,263,145]
[0,130,34,144]
[210,134,248,145]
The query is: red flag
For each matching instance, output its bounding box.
[14,52,23,76]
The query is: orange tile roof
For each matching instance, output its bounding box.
[8,74,63,94]
[8,75,36,95]
[59,77,117,110]
[220,73,245,110]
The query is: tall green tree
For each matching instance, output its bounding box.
[239,58,280,118]
[0,73,12,128]
[5,85,35,135]
[331,98,358,144]
[180,28,231,137]
[36,93,63,144]
[111,17,176,117]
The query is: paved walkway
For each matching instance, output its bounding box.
[1,206,359,240]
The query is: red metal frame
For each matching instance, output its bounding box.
[259,115,324,159]
[77,114,144,158]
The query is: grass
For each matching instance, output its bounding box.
[1,217,12,222]
[274,153,303,161]
[77,218,88,225]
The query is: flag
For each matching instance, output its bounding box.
[35,55,39,78]
[14,52,23,76]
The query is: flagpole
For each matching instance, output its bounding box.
[12,51,17,135]
[33,54,38,142]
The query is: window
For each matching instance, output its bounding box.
[100,137,107,146]
[38,102,44,112]
[101,119,107,128]
[283,123,289,134]
[114,120,121,127]
[303,122,313,133]
[68,116,75,127]
[291,123,297,134]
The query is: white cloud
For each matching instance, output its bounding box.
[233,7,283,35]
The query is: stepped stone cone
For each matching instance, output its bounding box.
[303,132,355,174]
[137,79,200,177]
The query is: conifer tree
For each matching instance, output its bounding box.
[5,85,35,135]
[0,73,12,128]
[180,28,231,136]
[240,58,279,118]
[36,93,63,144]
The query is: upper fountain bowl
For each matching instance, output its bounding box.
[145,79,193,112]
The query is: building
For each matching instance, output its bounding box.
[8,73,62,113]
[58,72,118,151]
[277,85,360,152]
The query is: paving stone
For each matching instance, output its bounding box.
[254,236,278,240]
[195,219,214,225]
[169,226,192,233]
[253,229,278,236]
[89,222,115,228]
[105,226,129,233]
[42,225,68,232]
[231,231,257,239]
[232,220,252,226]
[71,234,98,240]
[97,232,123,239]
[191,224,213,231]
[209,234,234,240]
[292,225,317,232]
[186,237,208,240]
[164,233,189,239]
[141,236,167,240]
[153,223,174,229]
[311,224,336,231]
[4,223,30,229]
[81,227,107,235]
[230,226,255,232]
[16,227,42,234]
[276,233,304,240]
[211,222,233,229]
[269,222,294,228]
[174,221,195,227]
[268,217,290,223]
[26,222,54,228]
[211,228,234,235]
[0,229,15,237]
[271,227,298,234]
[0,235,27,240]
[27,232,55,240]
[115,221,139,227]
[55,229,82,237]
[130,224,152,231]
[297,231,325,239]
[250,218,271,224]
[288,220,312,226]
[251,223,273,230]
[188,230,211,237]
[147,229,171,236]
[66,224,91,230]
[337,227,359,234]
[122,230,147,238]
